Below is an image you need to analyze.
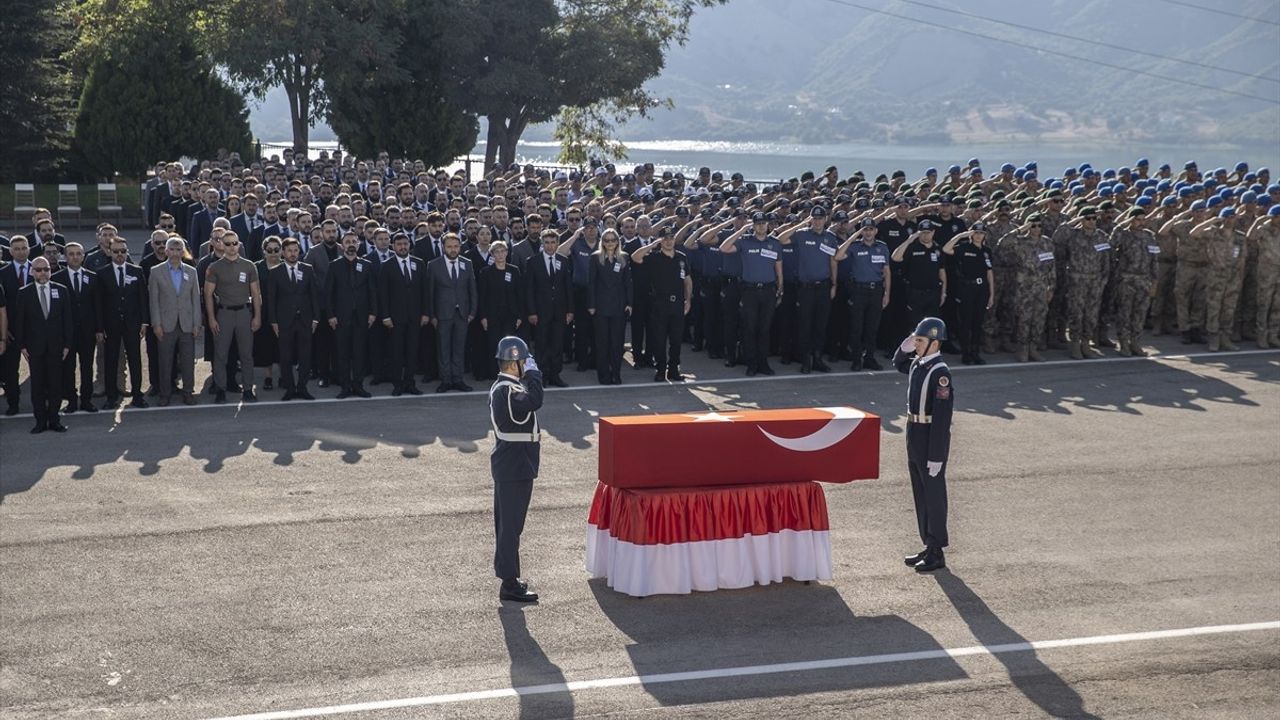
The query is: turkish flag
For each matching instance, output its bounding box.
[598,406,880,489]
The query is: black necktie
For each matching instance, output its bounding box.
[118,266,124,287]
[75,271,81,293]
[450,261,457,281]
[20,264,28,286]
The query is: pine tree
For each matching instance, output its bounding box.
[0,0,77,180]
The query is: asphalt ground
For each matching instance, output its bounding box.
[2,341,1279,719]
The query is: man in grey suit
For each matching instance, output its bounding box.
[427,233,477,392]
[148,238,202,406]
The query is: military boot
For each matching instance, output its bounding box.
[1082,341,1104,359]
[1027,346,1044,361]
[1258,335,1271,349]
[1129,341,1149,357]
[1220,334,1239,351]
[1016,346,1029,362]
[1069,340,1083,360]
[1208,334,1221,352]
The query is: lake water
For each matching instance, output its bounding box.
[276,139,1280,183]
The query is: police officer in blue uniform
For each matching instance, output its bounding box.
[791,206,840,373]
[835,218,891,370]
[893,317,953,573]
[489,336,544,602]
[721,212,783,376]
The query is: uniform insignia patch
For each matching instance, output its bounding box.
[936,386,951,400]
[938,376,949,387]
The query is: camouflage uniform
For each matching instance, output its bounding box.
[985,219,1019,351]
[1150,222,1179,334]
[1254,219,1280,347]
[1174,221,1209,340]
[996,230,1055,360]
[1110,224,1159,355]
[1234,214,1260,342]
[1203,224,1246,351]
[1058,223,1110,358]
[1095,216,1119,343]
[1042,210,1069,345]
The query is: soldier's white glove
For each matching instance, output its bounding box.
[900,336,917,352]
[927,461,943,478]
[524,356,539,373]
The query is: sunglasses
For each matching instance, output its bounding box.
[111,249,128,255]
[265,247,280,253]
[224,241,240,246]
[34,267,51,273]
[160,224,175,229]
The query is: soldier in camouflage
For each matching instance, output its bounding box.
[1148,199,1181,335]
[1056,206,1110,359]
[1109,208,1160,356]
[1249,207,1280,348]
[996,213,1055,362]
[983,202,1019,353]
[1170,200,1212,344]
[1192,208,1244,352]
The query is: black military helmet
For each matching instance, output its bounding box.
[495,335,530,362]
[913,317,948,341]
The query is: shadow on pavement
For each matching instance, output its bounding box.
[590,579,966,706]
[935,571,1101,720]
[499,606,575,720]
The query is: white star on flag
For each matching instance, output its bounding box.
[686,411,736,422]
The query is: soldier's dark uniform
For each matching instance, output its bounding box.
[893,318,954,572]
[489,348,545,597]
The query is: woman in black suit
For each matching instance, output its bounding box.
[587,229,633,385]
[478,240,523,380]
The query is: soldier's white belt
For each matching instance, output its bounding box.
[907,413,932,424]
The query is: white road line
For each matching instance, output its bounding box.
[204,620,1280,720]
[3,348,1275,422]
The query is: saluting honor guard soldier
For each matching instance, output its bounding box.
[489,336,545,602]
[893,317,954,573]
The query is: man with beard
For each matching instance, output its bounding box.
[326,231,377,398]
[378,232,429,395]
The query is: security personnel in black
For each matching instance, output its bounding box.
[835,218,890,370]
[630,226,691,381]
[721,212,783,376]
[489,336,544,603]
[791,206,840,373]
[325,232,377,398]
[876,200,916,351]
[893,317,953,573]
[941,223,995,365]
[891,219,947,335]
[717,211,747,366]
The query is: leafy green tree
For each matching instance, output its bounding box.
[73,32,252,179]
[325,1,478,165]
[0,0,77,180]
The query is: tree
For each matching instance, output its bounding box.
[199,0,396,156]
[434,0,723,169]
[325,0,479,165]
[73,30,252,179]
[0,0,77,180]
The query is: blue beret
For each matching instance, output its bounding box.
[1025,171,1037,180]
[1099,187,1114,197]
[1157,180,1173,192]
[1082,169,1096,178]
[1001,163,1015,172]
[1049,180,1064,190]
[1080,163,1093,171]
[1244,173,1257,183]
[1136,158,1149,167]
[1191,200,1207,211]
[1064,167,1078,176]
[1204,179,1219,190]
[1135,196,1153,207]
[1071,186,1085,196]
[1270,205,1280,216]
[1114,183,1129,194]
[1015,168,1027,179]
[1269,184,1280,193]
[1212,167,1226,176]
[1184,161,1198,170]
[1119,166,1132,175]
[1219,207,1234,218]
[1178,187,1195,198]
[1161,196,1177,207]
[1026,162,1037,170]
[925,167,937,175]
[1235,162,1249,172]
[1241,191,1257,203]
[1103,169,1117,178]
[948,165,961,173]
[1219,188,1233,199]
[1191,183,1205,193]
[1257,196,1271,207]
[1143,187,1157,197]
[1159,163,1171,172]
[1207,196,1223,208]
[968,158,981,167]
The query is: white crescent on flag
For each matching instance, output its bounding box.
[758,407,865,452]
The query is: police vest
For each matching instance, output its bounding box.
[489,377,541,443]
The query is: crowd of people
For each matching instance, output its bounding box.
[2,149,1279,432]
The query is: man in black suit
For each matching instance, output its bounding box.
[229,193,265,261]
[377,232,428,396]
[326,231,377,398]
[187,187,222,255]
[50,243,101,413]
[13,257,73,433]
[426,233,478,392]
[269,238,321,400]
[101,238,150,408]
[411,212,447,382]
[524,229,574,387]
[0,235,35,414]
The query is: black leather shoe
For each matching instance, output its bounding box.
[336,388,352,399]
[353,386,372,398]
[666,369,684,382]
[227,382,243,393]
[281,390,296,401]
[813,357,831,373]
[317,378,329,388]
[215,390,227,404]
[549,376,569,388]
[849,359,863,372]
[972,355,987,365]
[499,579,539,603]
[295,389,316,400]
[746,367,757,377]
[130,396,149,409]
[82,401,99,413]
[723,358,737,368]
[6,405,20,417]
[455,383,473,392]
[862,357,883,371]
[914,551,946,573]
[904,549,929,567]
[404,384,424,395]
[800,358,812,374]
[436,383,450,394]
[263,377,274,390]
[654,370,666,382]
[31,424,46,434]
[64,400,79,414]
[242,390,258,403]
[48,422,67,433]
[759,364,776,376]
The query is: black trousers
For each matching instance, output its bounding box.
[955,281,990,357]
[532,314,565,379]
[629,289,650,364]
[0,345,18,410]
[571,285,594,368]
[827,280,851,356]
[906,423,949,549]
[797,280,832,359]
[494,478,534,580]
[277,319,313,390]
[28,347,63,427]
[312,320,335,381]
[649,303,684,373]
[774,282,798,358]
[878,270,909,351]
[594,313,625,383]
[740,283,776,371]
[848,285,885,362]
[62,332,96,402]
[906,285,942,330]
[334,315,369,389]
[687,274,704,346]
[388,320,421,388]
[417,322,439,381]
[368,323,391,382]
[104,325,143,399]
[720,280,742,362]
[700,277,723,356]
